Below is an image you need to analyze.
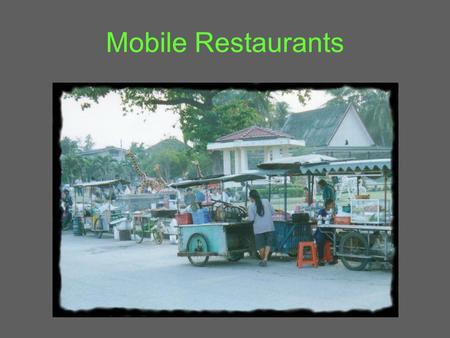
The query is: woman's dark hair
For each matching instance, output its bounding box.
[249,190,264,217]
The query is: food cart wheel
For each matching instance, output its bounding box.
[227,252,244,262]
[339,231,369,271]
[186,233,210,267]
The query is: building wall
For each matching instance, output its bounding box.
[328,106,374,147]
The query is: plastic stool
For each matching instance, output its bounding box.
[297,241,318,268]
[324,241,334,263]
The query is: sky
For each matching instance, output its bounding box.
[60,89,332,149]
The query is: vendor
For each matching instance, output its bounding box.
[248,189,275,267]
[222,188,232,203]
[318,179,336,208]
[183,188,195,208]
[194,188,206,210]
[314,199,338,266]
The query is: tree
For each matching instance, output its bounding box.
[83,134,95,151]
[66,88,311,149]
[60,136,80,155]
[60,153,83,184]
[271,101,290,129]
[325,87,393,146]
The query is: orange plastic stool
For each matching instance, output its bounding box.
[324,241,334,263]
[297,241,318,268]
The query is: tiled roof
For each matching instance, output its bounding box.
[281,104,350,146]
[216,126,295,142]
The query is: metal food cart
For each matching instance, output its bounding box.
[300,159,394,270]
[256,155,337,258]
[169,173,265,266]
[73,179,128,238]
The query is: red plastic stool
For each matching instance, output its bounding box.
[324,241,334,263]
[297,241,318,268]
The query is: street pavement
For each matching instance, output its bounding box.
[59,232,393,312]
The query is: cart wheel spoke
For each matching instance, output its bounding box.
[339,231,369,271]
[187,233,209,266]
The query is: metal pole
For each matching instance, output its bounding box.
[245,183,248,208]
[284,174,287,221]
[268,176,272,202]
[357,176,360,195]
[384,174,388,225]
[307,175,311,206]
[311,175,315,206]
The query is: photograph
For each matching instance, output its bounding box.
[54,84,397,315]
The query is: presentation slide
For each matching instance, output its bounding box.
[1,0,448,336]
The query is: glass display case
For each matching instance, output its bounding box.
[350,199,380,224]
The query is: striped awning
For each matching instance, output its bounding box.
[300,159,391,176]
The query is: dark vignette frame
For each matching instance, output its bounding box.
[53,82,399,318]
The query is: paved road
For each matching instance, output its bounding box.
[59,232,393,312]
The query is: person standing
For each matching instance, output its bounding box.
[248,190,275,267]
[318,179,336,208]
[61,187,73,229]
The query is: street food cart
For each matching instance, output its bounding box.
[169,173,266,266]
[132,208,178,244]
[73,179,129,238]
[300,159,394,270]
[257,155,337,257]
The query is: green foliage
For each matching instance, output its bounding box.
[60,137,81,155]
[180,100,262,149]
[83,134,95,151]
[326,87,393,146]
[64,88,311,151]
[271,101,290,129]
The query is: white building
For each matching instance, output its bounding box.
[80,146,127,161]
[207,126,305,175]
[282,103,391,159]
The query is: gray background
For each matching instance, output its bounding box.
[1,0,448,335]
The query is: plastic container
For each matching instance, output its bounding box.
[175,212,193,225]
[169,234,178,244]
[72,216,82,236]
[192,208,211,224]
[119,229,131,241]
[110,217,129,230]
[334,216,351,224]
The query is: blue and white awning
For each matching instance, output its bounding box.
[300,158,391,175]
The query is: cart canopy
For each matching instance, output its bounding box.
[300,158,391,176]
[73,179,129,188]
[169,172,266,189]
[257,154,337,170]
